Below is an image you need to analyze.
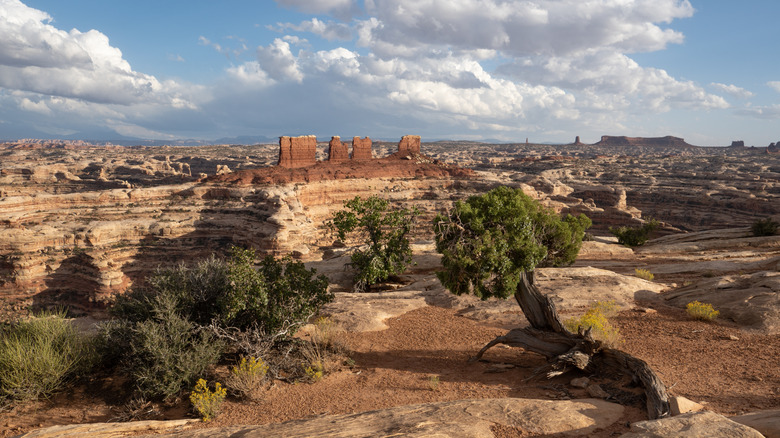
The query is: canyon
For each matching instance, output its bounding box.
[0,137,777,315]
[1,135,780,437]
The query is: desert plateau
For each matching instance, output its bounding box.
[1,136,779,438]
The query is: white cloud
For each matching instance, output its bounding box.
[0,0,190,107]
[255,38,304,82]
[710,83,754,99]
[768,81,780,93]
[737,105,780,120]
[272,18,352,41]
[360,0,694,58]
[275,0,357,16]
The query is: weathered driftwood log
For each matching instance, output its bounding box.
[471,271,670,420]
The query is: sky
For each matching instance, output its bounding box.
[1,0,779,146]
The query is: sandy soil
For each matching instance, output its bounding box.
[2,300,779,437]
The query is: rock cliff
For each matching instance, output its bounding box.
[351,137,372,160]
[595,135,694,148]
[397,135,421,155]
[278,136,317,168]
[327,136,349,162]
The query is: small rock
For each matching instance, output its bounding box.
[570,377,590,388]
[728,334,740,341]
[587,384,610,399]
[670,396,705,415]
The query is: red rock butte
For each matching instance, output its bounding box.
[594,135,694,148]
[211,135,474,185]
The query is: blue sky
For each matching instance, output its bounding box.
[1,0,779,145]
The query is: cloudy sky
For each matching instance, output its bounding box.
[1,0,778,145]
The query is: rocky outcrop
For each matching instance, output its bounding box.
[596,135,695,148]
[769,142,779,154]
[351,136,372,160]
[327,136,349,162]
[574,135,584,145]
[397,135,421,155]
[731,141,746,148]
[278,135,317,168]
[619,410,765,438]
[136,398,625,438]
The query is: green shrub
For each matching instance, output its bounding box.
[564,301,622,347]
[610,219,659,247]
[0,311,96,403]
[634,268,654,281]
[104,246,332,400]
[686,301,719,321]
[329,195,421,292]
[189,378,226,422]
[751,218,779,237]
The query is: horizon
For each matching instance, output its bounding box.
[1,1,779,146]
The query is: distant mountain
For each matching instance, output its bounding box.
[213,135,277,145]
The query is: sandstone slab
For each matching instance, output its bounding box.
[19,419,198,438]
[732,410,780,438]
[620,411,765,438]
[139,398,624,438]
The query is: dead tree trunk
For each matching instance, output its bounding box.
[471,270,670,420]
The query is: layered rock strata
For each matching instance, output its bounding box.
[397,135,421,155]
[278,136,317,168]
[327,136,349,162]
[351,137,372,160]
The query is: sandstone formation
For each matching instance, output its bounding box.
[278,135,316,168]
[137,398,625,438]
[397,135,421,155]
[619,410,765,438]
[731,409,780,438]
[19,419,198,438]
[351,136,372,160]
[327,136,349,162]
[769,142,779,154]
[595,135,694,148]
[731,140,746,148]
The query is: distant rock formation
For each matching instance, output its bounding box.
[573,136,584,146]
[352,137,373,160]
[730,141,745,148]
[595,135,694,148]
[768,142,779,154]
[278,136,317,168]
[328,136,349,162]
[398,135,421,155]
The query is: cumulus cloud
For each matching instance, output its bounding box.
[360,0,694,58]
[768,81,780,93]
[271,18,352,41]
[710,83,754,99]
[0,0,190,107]
[255,38,304,82]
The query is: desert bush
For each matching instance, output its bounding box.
[189,379,226,422]
[104,246,331,400]
[686,301,719,321]
[610,219,659,247]
[329,195,421,292]
[226,356,269,400]
[634,268,654,281]
[564,301,622,347]
[0,311,96,403]
[751,217,779,237]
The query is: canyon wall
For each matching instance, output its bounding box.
[278,135,317,168]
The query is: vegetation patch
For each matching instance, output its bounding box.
[610,219,659,247]
[751,217,779,237]
[686,301,720,321]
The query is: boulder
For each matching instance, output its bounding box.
[620,411,765,438]
[732,410,780,438]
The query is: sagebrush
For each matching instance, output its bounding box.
[686,301,719,321]
[0,311,96,403]
[610,219,659,247]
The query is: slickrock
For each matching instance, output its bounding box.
[732,410,780,438]
[619,410,765,438]
[18,419,199,438]
[664,271,780,334]
[327,136,349,162]
[351,136,372,160]
[138,398,625,438]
